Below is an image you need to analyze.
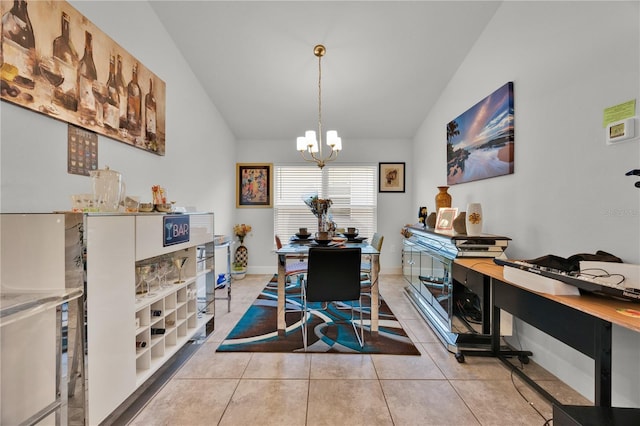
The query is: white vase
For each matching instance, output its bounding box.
[465,203,483,236]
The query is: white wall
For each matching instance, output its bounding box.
[1,1,237,241]
[414,1,640,405]
[235,137,414,274]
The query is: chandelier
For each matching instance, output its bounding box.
[296,44,342,169]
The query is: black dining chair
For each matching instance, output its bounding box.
[300,247,364,351]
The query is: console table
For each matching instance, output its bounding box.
[455,258,640,409]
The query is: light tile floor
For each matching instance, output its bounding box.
[127,274,590,425]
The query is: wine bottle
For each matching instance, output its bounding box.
[77,31,97,124]
[126,62,142,137]
[52,11,78,111]
[151,309,162,317]
[116,54,127,129]
[104,54,120,131]
[150,328,165,335]
[145,77,157,147]
[136,341,147,348]
[1,0,36,89]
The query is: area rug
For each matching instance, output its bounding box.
[216,275,420,355]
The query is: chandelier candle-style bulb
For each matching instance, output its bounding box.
[326,130,342,150]
[296,136,307,151]
[296,44,342,169]
[305,130,319,152]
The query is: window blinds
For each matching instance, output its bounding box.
[273,164,377,242]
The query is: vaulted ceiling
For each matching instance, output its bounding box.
[150,1,501,141]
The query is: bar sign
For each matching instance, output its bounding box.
[163,215,190,247]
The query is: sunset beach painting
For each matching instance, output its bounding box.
[446,82,514,185]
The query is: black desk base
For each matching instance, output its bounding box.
[553,405,640,426]
[492,278,612,407]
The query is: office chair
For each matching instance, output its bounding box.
[301,247,364,351]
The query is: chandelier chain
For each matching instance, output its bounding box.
[317,51,323,154]
[296,44,341,169]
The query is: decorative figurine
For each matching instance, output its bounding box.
[418,206,428,228]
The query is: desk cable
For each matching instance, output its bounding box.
[464,260,554,424]
[506,321,553,425]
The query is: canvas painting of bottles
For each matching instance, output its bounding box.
[0,0,166,156]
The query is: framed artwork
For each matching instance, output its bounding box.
[0,0,166,155]
[435,208,458,232]
[378,162,405,193]
[236,163,273,208]
[446,82,514,185]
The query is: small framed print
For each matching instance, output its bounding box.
[68,124,98,176]
[379,162,405,193]
[435,208,458,231]
[236,163,273,208]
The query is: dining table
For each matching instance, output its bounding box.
[275,238,380,336]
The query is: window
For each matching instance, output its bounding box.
[274,164,377,241]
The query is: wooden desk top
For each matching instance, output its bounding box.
[455,258,640,333]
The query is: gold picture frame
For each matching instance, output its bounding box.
[236,163,273,208]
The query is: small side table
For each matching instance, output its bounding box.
[214,236,232,312]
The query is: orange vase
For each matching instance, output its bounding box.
[435,186,452,211]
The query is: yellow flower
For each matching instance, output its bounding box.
[233,223,252,237]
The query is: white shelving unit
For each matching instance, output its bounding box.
[132,248,212,386]
[85,212,214,425]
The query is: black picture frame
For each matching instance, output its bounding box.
[378,162,405,193]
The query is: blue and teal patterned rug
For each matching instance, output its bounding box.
[216,275,420,355]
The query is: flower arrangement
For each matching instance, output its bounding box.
[303,194,332,218]
[304,193,333,232]
[233,223,252,243]
[151,185,167,204]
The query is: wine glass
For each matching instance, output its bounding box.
[38,57,64,115]
[135,264,152,302]
[145,262,159,297]
[92,81,107,126]
[173,256,189,284]
[158,258,172,288]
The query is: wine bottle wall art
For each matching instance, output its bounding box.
[0,0,166,156]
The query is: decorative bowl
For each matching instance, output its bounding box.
[155,203,173,212]
[342,232,358,240]
[139,203,154,212]
[295,232,311,239]
[314,238,332,245]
